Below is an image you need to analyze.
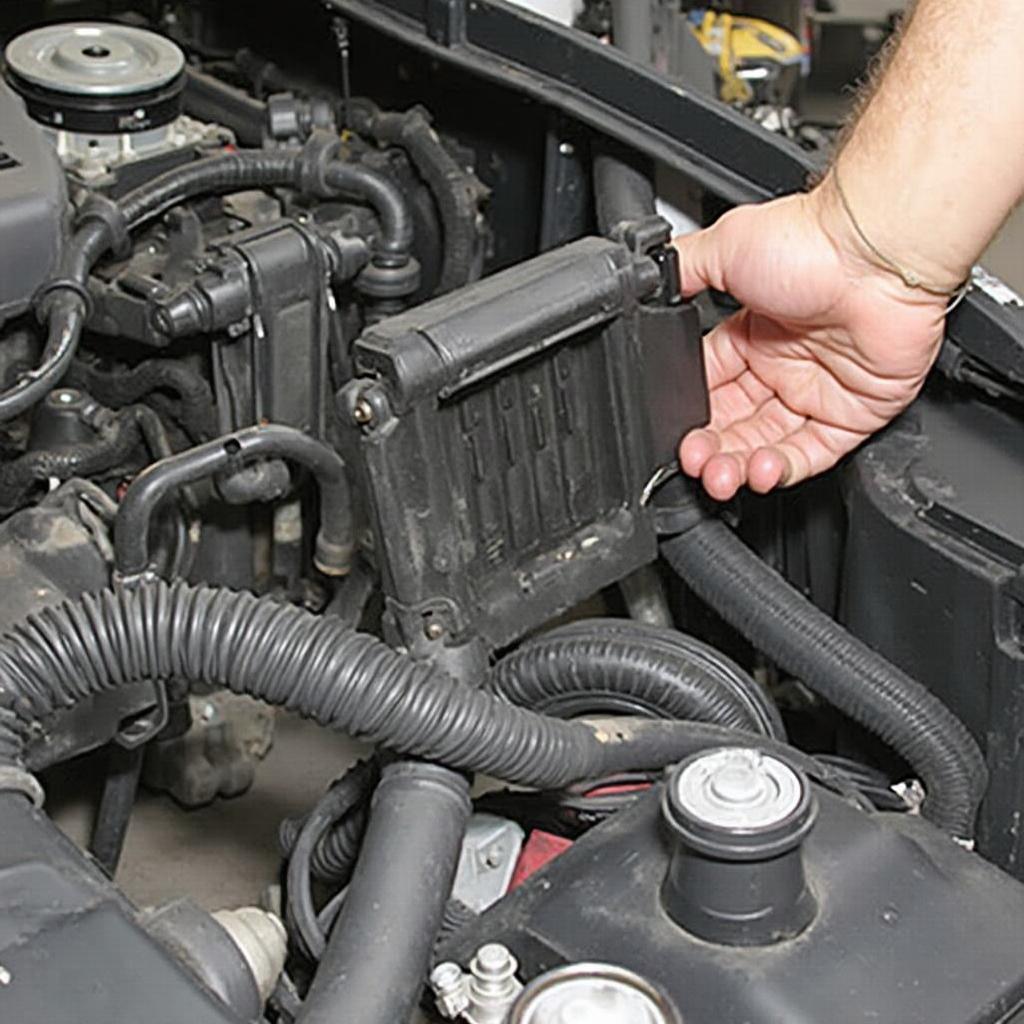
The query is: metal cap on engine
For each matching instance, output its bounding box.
[5,23,183,96]
[5,23,185,134]
[662,746,816,861]
[509,963,681,1024]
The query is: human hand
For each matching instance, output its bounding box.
[672,178,949,500]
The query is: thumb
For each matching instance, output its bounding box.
[672,225,725,297]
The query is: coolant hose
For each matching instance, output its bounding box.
[298,762,471,1024]
[490,618,785,740]
[113,424,354,579]
[349,102,482,291]
[661,519,987,837]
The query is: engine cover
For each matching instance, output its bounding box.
[0,78,65,328]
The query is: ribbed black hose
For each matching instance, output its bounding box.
[0,580,599,782]
[490,618,784,740]
[661,520,987,837]
[350,103,482,291]
[0,581,865,806]
[286,761,375,960]
[279,759,377,886]
[279,807,367,886]
[65,359,217,442]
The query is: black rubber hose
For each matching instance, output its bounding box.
[113,424,353,579]
[661,520,987,837]
[119,148,413,266]
[322,558,376,630]
[65,359,217,442]
[298,762,471,1024]
[0,580,870,808]
[279,758,378,888]
[491,618,785,740]
[183,66,267,147]
[593,141,657,236]
[0,293,89,424]
[321,161,414,263]
[350,103,482,291]
[279,804,368,887]
[285,762,375,960]
[0,415,137,510]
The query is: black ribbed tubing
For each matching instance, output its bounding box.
[490,618,784,740]
[0,580,604,784]
[661,520,987,837]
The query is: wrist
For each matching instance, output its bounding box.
[809,171,966,303]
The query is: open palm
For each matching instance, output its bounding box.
[673,189,947,500]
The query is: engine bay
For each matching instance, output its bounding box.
[0,3,1022,1023]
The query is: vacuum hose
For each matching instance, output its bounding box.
[661,519,987,837]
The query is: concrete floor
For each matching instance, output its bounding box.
[49,713,368,912]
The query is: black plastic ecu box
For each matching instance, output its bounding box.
[842,391,1024,880]
[340,235,708,650]
[440,783,1024,1024]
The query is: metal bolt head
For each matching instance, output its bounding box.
[352,398,374,425]
[430,962,470,1019]
[424,620,444,641]
[558,141,575,157]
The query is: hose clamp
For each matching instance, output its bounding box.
[297,130,343,199]
[33,277,94,321]
[76,194,132,260]
[0,766,45,808]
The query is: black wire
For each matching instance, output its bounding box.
[284,762,376,960]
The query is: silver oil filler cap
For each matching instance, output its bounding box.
[660,746,818,947]
[509,963,681,1024]
[4,23,194,178]
[5,23,184,99]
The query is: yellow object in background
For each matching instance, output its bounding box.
[690,9,805,105]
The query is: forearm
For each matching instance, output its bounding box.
[823,0,1024,290]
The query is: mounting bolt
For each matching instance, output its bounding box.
[352,398,374,426]
[430,962,470,1020]
[424,620,444,641]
